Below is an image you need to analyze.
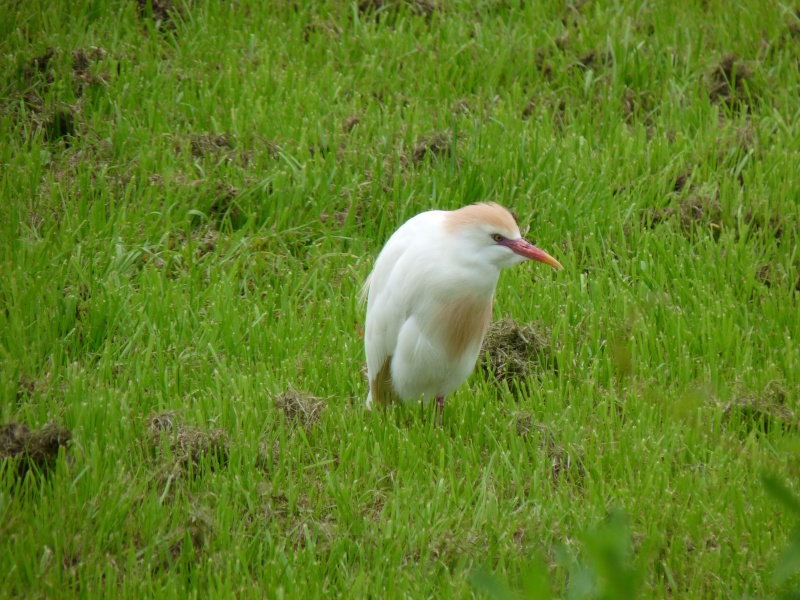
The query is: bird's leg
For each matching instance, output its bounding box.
[435,396,445,425]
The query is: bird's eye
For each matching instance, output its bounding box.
[491,233,505,243]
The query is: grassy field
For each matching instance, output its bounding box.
[2,0,800,597]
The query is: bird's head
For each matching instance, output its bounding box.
[445,202,564,271]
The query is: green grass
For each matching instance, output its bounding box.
[1,0,800,596]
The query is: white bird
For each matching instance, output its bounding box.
[363,202,563,413]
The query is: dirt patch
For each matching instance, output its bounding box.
[274,389,326,430]
[320,209,352,229]
[190,133,232,157]
[412,131,453,164]
[206,183,241,225]
[522,93,567,129]
[645,190,722,237]
[156,512,213,572]
[44,107,76,143]
[16,372,52,401]
[723,381,796,434]
[196,228,220,256]
[743,211,784,245]
[342,114,361,133]
[562,0,590,26]
[480,318,553,383]
[22,47,56,86]
[450,99,472,116]
[0,422,72,475]
[672,168,692,193]
[622,87,656,125]
[135,0,177,28]
[71,47,109,95]
[358,0,437,18]
[708,54,758,111]
[575,49,612,71]
[789,9,800,37]
[511,414,584,483]
[146,412,229,473]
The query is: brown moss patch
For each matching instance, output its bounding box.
[480,318,553,383]
[0,422,72,475]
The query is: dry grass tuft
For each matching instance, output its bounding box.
[146,412,229,472]
[274,389,326,429]
[480,318,553,383]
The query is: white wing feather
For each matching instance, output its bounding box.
[363,211,446,402]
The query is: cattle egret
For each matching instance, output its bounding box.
[363,202,563,413]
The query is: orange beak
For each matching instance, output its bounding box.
[504,239,564,270]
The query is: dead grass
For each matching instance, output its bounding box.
[274,389,326,430]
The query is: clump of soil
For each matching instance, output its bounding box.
[645,191,722,237]
[0,422,72,475]
[723,381,796,434]
[480,318,553,383]
[708,54,757,110]
[274,389,326,429]
[511,414,584,483]
[190,133,232,157]
[412,131,453,164]
[146,412,229,471]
